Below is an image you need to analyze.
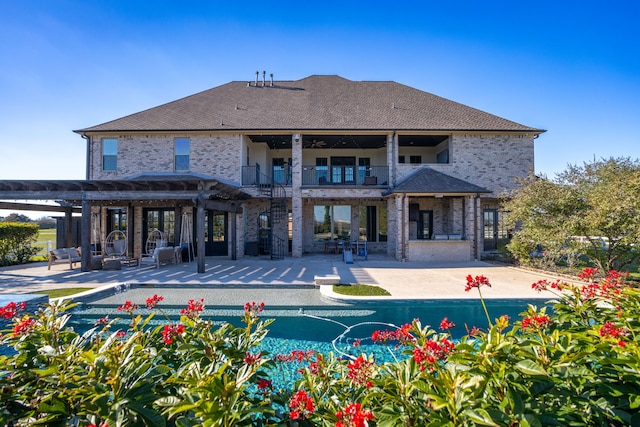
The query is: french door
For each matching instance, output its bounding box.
[483,209,498,251]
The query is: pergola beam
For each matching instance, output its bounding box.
[0,201,82,213]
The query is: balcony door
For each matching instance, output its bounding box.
[330,157,356,184]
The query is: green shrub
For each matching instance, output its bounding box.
[1,269,639,426]
[0,222,39,266]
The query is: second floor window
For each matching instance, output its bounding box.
[175,138,190,171]
[102,138,117,171]
[410,155,422,164]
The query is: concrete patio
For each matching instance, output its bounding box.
[0,253,576,301]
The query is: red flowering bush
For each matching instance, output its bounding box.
[145,293,164,309]
[2,267,640,426]
[464,274,491,291]
[288,389,315,420]
[180,297,204,318]
[160,323,184,345]
[116,300,138,314]
[0,301,26,319]
[336,402,374,427]
[347,355,375,388]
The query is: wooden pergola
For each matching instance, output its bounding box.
[0,177,250,273]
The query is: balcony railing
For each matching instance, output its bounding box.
[302,165,388,186]
[242,166,291,186]
[242,165,389,187]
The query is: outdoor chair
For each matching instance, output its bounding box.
[139,246,177,269]
[104,230,127,257]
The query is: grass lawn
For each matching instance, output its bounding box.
[332,284,391,296]
[31,288,93,299]
[33,228,57,257]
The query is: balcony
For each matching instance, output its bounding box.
[242,166,292,186]
[302,165,388,187]
[241,165,389,187]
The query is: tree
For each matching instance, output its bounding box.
[35,216,56,229]
[2,213,32,223]
[503,157,640,271]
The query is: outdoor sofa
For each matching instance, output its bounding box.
[48,247,82,270]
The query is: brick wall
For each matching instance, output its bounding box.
[395,134,534,196]
[90,134,243,182]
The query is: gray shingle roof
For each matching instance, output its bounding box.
[385,167,491,195]
[75,75,544,133]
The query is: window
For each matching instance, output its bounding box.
[175,138,190,171]
[398,155,405,164]
[102,138,117,171]
[359,205,387,242]
[313,205,351,241]
[107,208,127,232]
[409,155,422,164]
[417,210,433,240]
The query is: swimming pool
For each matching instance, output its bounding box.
[68,284,549,345]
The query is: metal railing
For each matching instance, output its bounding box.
[242,166,292,186]
[302,165,388,186]
[242,165,389,187]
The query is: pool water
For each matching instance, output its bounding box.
[66,285,549,360]
[5,286,550,390]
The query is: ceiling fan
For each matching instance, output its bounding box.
[303,139,326,148]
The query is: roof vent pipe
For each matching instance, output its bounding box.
[262,70,266,86]
[255,71,259,86]
[270,73,274,87]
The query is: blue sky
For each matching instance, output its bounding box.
[1,0,638,185]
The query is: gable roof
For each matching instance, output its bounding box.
[384,167,491,195]
[75,75,544,134]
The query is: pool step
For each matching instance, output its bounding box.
[314,275,341,286]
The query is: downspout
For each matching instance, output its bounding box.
[474,193,479,261]
[81,132,91,180]
[401,194,406,261]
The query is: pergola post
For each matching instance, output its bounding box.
[64,207,73,248]
[81,196,92,272]
[230,209,237,260]
[196,196,205,273]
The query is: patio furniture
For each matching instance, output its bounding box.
[139,246,177,269]
[102,258,122,270]
[90,255,104,270]
[324,240,338,254]
[363,176,377,185]
[145,229,167,257]
[104,230,127,257]
[48,247,81,270]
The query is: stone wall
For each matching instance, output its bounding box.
[407,240,473,262]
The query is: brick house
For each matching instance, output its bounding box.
[4,74,540,271]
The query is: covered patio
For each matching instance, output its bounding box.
[0,175,250,273]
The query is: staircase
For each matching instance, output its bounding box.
[255,170,288,259]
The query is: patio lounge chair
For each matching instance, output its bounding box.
[139,246,178,268]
